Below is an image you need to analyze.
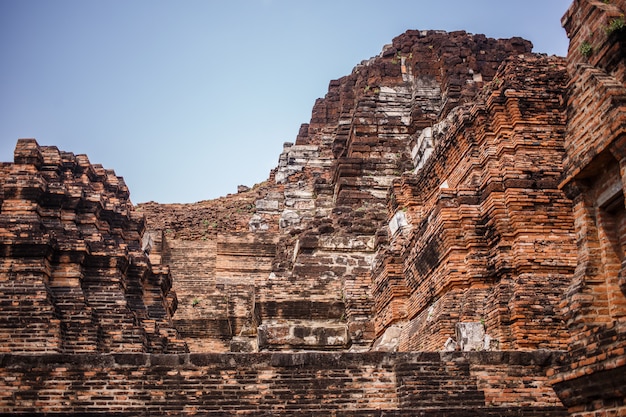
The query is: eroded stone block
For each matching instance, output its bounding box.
[455,322,486,352]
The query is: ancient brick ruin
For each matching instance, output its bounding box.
[550,0,626,414]
[0,0,625,415]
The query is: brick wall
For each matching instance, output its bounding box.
[0,351,566,416]
[553,0,626,415]
[154,233,278,352]
[374,54,577,352]
[0,140,185,354]
[3,1,626,414]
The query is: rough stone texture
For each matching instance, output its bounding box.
[0,351,566,416]
[551,1,626,416]
[0,140,186,354]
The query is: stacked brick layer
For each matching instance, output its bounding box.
[1,0,625,415]
[139,30,540,353]
[552,0,626,415]
[0,351,566,416]
[0,139,185,354]
[375,54,577,351]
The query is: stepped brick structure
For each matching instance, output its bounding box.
[379,53,576,353]
[0,0,625,415]
[141,29,540,354]
[0,140,186,354]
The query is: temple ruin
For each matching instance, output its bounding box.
[0,0,624,415]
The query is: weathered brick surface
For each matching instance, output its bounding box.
[0,351,566,416]
[2,0,626,415]
[156,233,277,352]
[552,1,626,415]
[0,140,185,354]
[374,54,577,352]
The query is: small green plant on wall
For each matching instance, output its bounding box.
[605,15,625,35]
[579,41,593,57]
[192,298,200,307]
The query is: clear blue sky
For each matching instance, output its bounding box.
[0,0,571,204]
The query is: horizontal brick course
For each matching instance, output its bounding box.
[0,351,566,416]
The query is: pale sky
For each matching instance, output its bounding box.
[0,0,572,204]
